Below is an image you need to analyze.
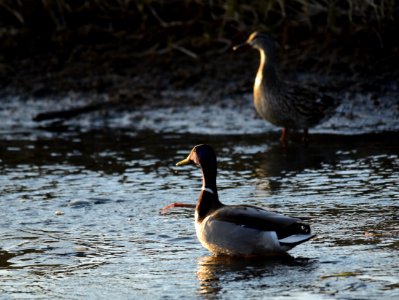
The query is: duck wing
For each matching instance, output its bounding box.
[286,85,338,125]
[209,205,312,240]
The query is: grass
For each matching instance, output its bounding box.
[0,0,397,94]
[0,0,397,55]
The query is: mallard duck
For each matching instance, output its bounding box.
[176,144,315,256]
[233,32,339,143]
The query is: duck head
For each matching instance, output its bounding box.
[233,31,276,54]
[176,145,222,218]
[176,144,217,171]
[176,144,218,195]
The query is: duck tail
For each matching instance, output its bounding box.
[278,233,316,247]
[277,222,315,247]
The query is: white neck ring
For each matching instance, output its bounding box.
[202,187,214,194]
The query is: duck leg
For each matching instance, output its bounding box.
[280,127,288,144]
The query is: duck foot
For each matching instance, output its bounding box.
[160,202,195,214]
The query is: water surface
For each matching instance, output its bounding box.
[0,96,398,299]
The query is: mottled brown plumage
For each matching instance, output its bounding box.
[234,32,339,142]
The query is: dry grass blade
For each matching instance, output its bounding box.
[0,0,24,23]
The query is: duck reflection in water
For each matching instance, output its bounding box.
[196,254,315,297]
[252,142,340,196]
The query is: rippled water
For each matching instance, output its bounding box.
[0,96,398,299]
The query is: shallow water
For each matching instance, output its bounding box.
[0,95,398,299]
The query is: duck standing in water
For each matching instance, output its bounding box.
[176,144,315,256]
[233,32,339,143]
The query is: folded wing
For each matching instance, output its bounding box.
[210,205,313,240]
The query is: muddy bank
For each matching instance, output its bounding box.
[1,0,398,110]
[0,26,398,135]
[1,24,398,102]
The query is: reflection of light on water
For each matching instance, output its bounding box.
[196,256,223,296]
[196,254,313,297]
[4,228,126,276]
[253,173,281,199]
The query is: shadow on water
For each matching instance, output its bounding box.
[241,133,399,178]
[211,133,399,198]
[0,249,20,269]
